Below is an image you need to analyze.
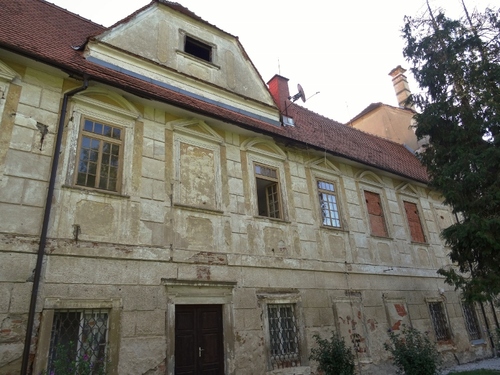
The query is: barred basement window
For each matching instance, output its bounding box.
[47,309,108,374]
[76,118,123,192]
[428,302,451,341]
[268,304,300,369]
[462,303,482,341]
[255,164,282,219]
[318,180,341,227]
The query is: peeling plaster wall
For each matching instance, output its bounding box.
[1,60,498,375]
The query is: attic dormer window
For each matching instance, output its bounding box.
[184,36,212,62]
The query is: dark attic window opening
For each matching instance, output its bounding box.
[184,36,212,62]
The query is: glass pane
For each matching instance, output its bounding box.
[111,144,119,156]
[90,139,100,150]
[103,125,112,137]
[94,122,103,135]
[88,162,97,175]
[81,137,91,149]
[76,173,86,186]
[112,128,121,140]
[83,120,93,132]
[89,150,99,162]
[87,175,96,187]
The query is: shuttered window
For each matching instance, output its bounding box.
[403,201,426,243]
[364,191,388,237]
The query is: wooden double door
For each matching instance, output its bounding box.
[175,305,224,375]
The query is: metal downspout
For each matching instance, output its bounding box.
[20,77,89,374]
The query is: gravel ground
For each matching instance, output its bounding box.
[442,357,500,373]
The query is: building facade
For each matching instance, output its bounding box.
[0,1,497,374]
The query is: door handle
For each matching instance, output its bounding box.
[199,347,204,357]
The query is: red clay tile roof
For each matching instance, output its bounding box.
[0,0,428,183]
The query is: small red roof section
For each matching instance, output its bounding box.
[0,0,428,183]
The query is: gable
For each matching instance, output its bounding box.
[89,3,276,115]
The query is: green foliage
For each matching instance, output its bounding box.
[402,4,500,302]
[42,341,107,375]
[384,325,441,375]
[309,332,355,375]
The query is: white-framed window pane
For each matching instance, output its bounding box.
[318,180,341,227]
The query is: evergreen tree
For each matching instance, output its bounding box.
[402,2,500,302]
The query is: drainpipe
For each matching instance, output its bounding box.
[21,77,89,375]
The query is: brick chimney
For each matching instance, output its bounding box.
[389,66,413,109]
[267,74,290,114]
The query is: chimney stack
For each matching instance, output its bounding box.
[389,66,413,109]
[267,74,290,114]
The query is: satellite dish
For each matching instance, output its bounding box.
[289,84,307,103]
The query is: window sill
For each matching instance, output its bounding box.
[370,234,393,240]
[320,225,348,233]
[173,203,224,215]
[253,215,291,224]
[471,339,486,346]
[61,185,130,199]
[175,50,221,69]
[411,240,429,246]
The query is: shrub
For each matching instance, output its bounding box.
[384,325,441,375]
[309,332,355,375]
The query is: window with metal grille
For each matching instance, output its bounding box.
[428,302,451,341]
[462,303,482,340]
[47,309,108,374]
[267,304,300,369]
[318,180,341,227]
[255,164,282,219]
[76,118,122,192]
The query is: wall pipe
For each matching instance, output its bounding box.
[20,77,89,374]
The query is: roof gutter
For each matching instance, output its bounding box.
[21,77,89,375]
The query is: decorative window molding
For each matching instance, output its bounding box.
[0,59,20,82]
[307,157,341,175]
[241,138,287,161]
[63,91,138,196]
[172,130,223,211]
[356,170,385,187]
[170,118,224,144]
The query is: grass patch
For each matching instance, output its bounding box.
[447,370,500,375]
